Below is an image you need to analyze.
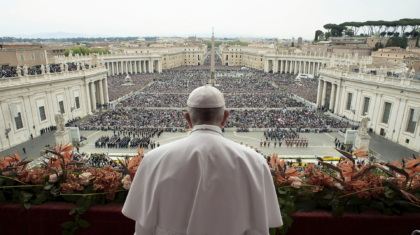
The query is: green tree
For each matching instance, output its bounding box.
[63,46,110,57]
[325,32,331,40]
[372,42,384,51]
[314,30,323,41]
[291,42,295,47]
[416,36,419,47]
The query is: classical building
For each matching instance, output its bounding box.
[0,48,48,67]
[372,47,420,71]
[0,64,108,150]
[221,45,372,76]
[317,61,420,151]
[54,46,206,74]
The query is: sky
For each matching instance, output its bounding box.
[1,0,419,40]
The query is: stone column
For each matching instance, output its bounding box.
[116,62,120,74]
[316,79,323,107]
[111,62,114,75]
[98,79,104,104]
[280,60,283,73]
[298,61,302,74]
[134,61,138,74]
[90,82,96,113]
[125,61,128,74]
[303,61,306,74]
[313,62,316,76]
[149,60,153,73]
[329,83,336,111]
[103,78,109,104]
[334,84,341,114]
[321,80,327,106]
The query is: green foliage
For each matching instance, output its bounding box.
[291,42,295,47]
[204,40,249,49]
[372,42,385,51]
[325,32,331,40]
[63,46,110,57]
[416,36,419,47]
[385,35,408,49]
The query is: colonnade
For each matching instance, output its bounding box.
[316,79,340,113]
[86,77,109,113]
[104,59,162,76]
[269,59,324,76]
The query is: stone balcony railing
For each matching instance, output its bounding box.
[0,66,107,87]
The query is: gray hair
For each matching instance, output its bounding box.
[187,106,225,125]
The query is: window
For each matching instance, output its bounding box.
[39,106,46,121]
[75,97,80,109]
[346,93,353,110]
[59,101,65,114]
[31,53,35,60]
[15,112,23,129]
[363,97,370,115]
[20,54,25,61]
[406,109,417,134]
[382,102,392,124]
[40,53,44,59]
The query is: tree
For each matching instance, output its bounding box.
[291,42,295,47]
[372,42,384,51]
[63,46,110,57]
[325,32,331,40]
[314,30,323,41]
[416,36,419,48]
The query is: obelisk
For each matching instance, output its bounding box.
[210,27,215,86]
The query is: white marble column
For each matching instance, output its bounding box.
[303,61,306,74]
[102,78,109,104]
[90,82,96,112]
[298,61,302,74]
[321,80,327,106]
[117,62,120,74]
[313,62,316,76]
[316,79,323,107]
[280,60,283,73]
[329,83,336,111]
[334,84,341,113]
[111,62,115,75]
[135,61,138,74]
[98,79,104,104]
[125,61,128,74]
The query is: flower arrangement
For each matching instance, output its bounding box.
[0,144,144,235]
[0,144,419,235]
[267,147,420,235]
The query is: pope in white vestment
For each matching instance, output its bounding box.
[122,86,282,235]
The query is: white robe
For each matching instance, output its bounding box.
[122,124,282,235]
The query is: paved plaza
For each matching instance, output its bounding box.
[77,130,342,158]
[2,123,417,166]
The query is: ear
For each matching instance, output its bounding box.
[220,110,230,127]
[184,112,193,129]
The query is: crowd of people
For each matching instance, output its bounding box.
[92,128,163,150]
[226,109,347,129]
[0,62,89,78]
[76,106,346,130]
[118,93,304,108]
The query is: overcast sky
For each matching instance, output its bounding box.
[1,0,419,39]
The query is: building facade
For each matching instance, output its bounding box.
[221,45,371,76]
[0,65,108,150]
[54,46,206,75]
[317,66,420,151]
[0,48,48,67]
